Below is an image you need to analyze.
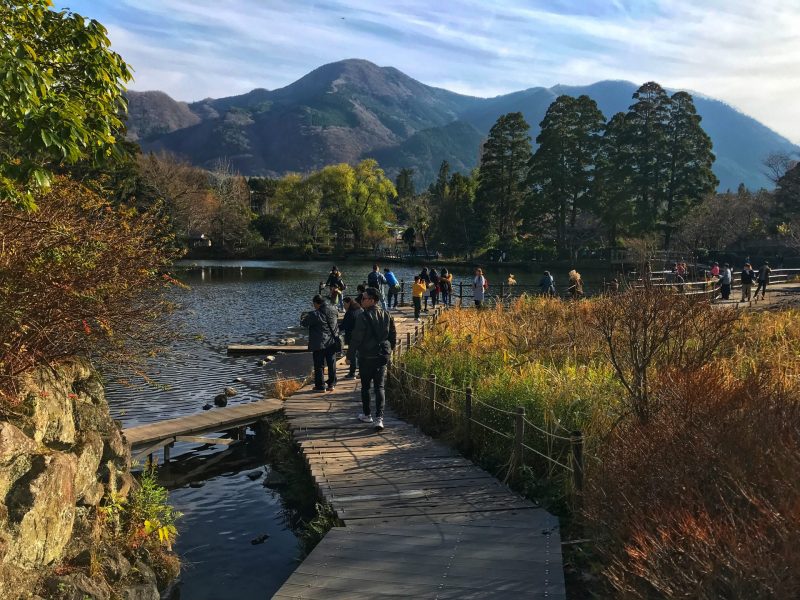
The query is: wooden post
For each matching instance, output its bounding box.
[514,407,525,480]
[163,442,173,464]
[420,322,425,338]
[500,282,505,299]
[459,281,464,306]
[406,331,411,349]
[571,430,584,498]
[414,326,419,342]
[400,279,406,306]
[465,386,473,451]
[430,374,437,420]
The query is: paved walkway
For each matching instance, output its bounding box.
[274,305,565,599]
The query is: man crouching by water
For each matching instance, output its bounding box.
[301,294,340,392]
[347,287,396,431]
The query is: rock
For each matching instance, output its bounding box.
[213,394,228,407]
[102,427,130,465]
[250,533,270,545]
[188,481,205,488]
[74,432,104,503]
[223,387,237,397]
[265,355,276,362]
[263,469,288,489]
[202,403,212,410]
[120,584,159,600]
[0,422,37,498]
[45,573,111,600]
[257,360,267,366]
[131,560,158,586]
[245,470,263,481]
[78,481,105,507]
[233,377,243,382]
[6,452,78,568]
[277,339,287,345]
[102,549,132,582]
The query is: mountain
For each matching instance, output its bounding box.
[126,59,799,190]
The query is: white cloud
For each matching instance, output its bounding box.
[70,0,800,142]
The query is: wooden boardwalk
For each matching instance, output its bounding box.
[123,397,282,461]
[275,305,565,599]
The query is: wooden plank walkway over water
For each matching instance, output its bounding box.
[274,304,566,599]
[123,397,283,461]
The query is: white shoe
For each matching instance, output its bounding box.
[375,417,384,431]
[358,413,373,423]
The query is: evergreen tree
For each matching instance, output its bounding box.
[430,160,450,206]
[594,113,635,245]
[475,112,532,247]
[775,162,800,214]
[395,167,416,200]
[624,82,672,232]
[662,91,717,248]
[433,170,478,256]
[529,95,605,253]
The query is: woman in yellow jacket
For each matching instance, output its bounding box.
[412,276,427,321]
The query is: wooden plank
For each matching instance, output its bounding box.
[174,435,236,445]
[227,344,309,354]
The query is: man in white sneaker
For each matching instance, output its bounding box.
[346,287,396,431]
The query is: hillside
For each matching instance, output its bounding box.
[126,59,799,190]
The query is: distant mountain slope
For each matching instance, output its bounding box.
[125,90,201,142]
[127,59,799,190]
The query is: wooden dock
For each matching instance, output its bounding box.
[123,397,283,462]
[274,305,565,599]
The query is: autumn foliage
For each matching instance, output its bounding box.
[0,177,182,401]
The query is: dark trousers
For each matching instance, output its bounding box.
[359,358,387,418]
[413,297,422,319]
[312,347,337,389]
[348,351,358,376]
[721,283,731,300]
[431,290,439,306]
[388,287,399,308]
[441,290,450,306]
[755,280,767,298]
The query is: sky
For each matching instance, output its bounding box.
[61,0,800,143]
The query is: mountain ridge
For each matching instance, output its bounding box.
[125,58,799,190]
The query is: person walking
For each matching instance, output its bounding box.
[341,296,363,378]
[300,294,340,392]
[539,271,556,296]
[440,268,453,306]
[367,264,388,310]
[429,268,441,308]
[347,287,396,431]
[384,267,400,309]
[419,267,431,311]
[719,263,732,300]
[755,261,771,301]
[325,266,340,289]
[473,267,486,308]
[328,284,343,311]
[567,270,584,299]
[412,275,426,321]
[740,262,756,303]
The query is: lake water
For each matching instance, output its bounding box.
[103,259,613,598]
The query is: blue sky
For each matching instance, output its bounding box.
[61,0,800,143]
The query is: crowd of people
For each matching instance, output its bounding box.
[666,260,772,302]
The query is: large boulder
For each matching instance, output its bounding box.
[0,422,37,498]
[5,453,78,568]
[73,432,104,505]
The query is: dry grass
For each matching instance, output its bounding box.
[395,292,800,598]
[269,377,304,400]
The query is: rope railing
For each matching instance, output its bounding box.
[389,308,585,494]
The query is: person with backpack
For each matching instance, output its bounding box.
[539,271,556,296]
[440,268,453,306]
[367,264,388,310]
[740,263,756,303]
[384,267,400,309]
[341,296,363,378]
[411,275,426,321]
[347,287,396,431]
[429,268,441,308]
[755,261,771,301]
[473,267,487,308]
[300,294,340,392]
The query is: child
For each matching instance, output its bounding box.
[412,276,426,321]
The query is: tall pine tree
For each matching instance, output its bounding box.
[475,112,532,247]
[529,95,605,253]
[594,112,635,245]
[662,91,717,248]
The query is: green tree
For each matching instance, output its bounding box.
[775,162,800,214]
[0,0,132,208]
[271,173,328,250]
[529,95,605,253]
[335,159,395,245]
[399,191,432,257]
[594,113,635,245]
[661,91,717,248]
[434,170,478,256]
[625,82,672,233]
[395,167,416,200]
[429,160,450,206]
[475,112,532,247]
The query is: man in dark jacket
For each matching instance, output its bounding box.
[347,287,396,431]
[301,295,340,391]
[341,297,363,378]
[367,264,388,310]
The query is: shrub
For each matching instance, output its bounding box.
[0,177,182,402]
